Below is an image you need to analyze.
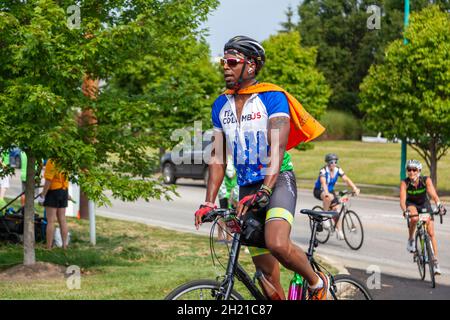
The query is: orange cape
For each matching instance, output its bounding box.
[225,83,325,150]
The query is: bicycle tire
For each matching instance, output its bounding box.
[165,279,245,300]
[309,205,330,244]
[329,274,373,300]
[342,210,364,250]
[415,232,426,281]
[425,236,436,288]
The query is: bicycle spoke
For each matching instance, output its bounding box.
[329,275,372,300]
[342,210,364,250]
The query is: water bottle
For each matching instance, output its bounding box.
[288,273,304,300]
[255,270,283,300]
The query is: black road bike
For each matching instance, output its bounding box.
[165,208,372,300]
[406,209,445,288]
[310,190,364,250]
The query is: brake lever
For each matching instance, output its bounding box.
[202,212,216,223]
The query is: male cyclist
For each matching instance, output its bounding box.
[194,36,329,299]
[400,159,446,275]
[313,153,360,239]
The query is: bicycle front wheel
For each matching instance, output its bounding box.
[329,274,373,300]
[425,237,436,288]
[342,210,364,250]
[165,279,245,300]
[415,232,426,280]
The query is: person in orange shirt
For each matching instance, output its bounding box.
[38,159,71,250]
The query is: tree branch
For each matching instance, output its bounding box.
[408,143,431,169]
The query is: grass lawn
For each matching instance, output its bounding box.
[0,216,336,299]
[289,141,450,195]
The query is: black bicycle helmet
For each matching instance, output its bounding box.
[325,153,339,163]
[224,35,265,75]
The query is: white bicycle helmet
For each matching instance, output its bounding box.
[406,159,422,171]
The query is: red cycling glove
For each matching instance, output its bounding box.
[195,203,217,219]
[239,189,271,210]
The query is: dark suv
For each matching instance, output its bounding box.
[160,134,213,186]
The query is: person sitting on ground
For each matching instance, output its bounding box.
[313,153,360,240]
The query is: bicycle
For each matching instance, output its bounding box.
[405,209,445,288]
[165,208,372,300]
[310,190,364,250]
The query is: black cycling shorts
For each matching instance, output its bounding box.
[44,189,68,209]
[406,201,433,216]
[239,170,297,255]
[313,188,337,203]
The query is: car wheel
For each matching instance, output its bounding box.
[163,163,176,184]
[203,167,209,187]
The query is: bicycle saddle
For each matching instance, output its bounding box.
[300,209,339,219]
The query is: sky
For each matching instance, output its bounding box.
[203,0,300,57]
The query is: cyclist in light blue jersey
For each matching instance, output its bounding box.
[313,153,359,239]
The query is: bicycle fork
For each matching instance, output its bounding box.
[218,233,242,300]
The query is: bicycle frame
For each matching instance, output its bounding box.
[327,194,350,231]
[216,231,266,300]
[214,211,336,300]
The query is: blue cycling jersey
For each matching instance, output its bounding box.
[212,91,291,186]
[314,166,345,192]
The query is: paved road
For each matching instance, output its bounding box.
[8,174,450,299]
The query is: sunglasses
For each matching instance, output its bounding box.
[407,167,418,172]
[328,160,337,165]
[220,57,246,68]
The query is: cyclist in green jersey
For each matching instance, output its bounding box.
[400,160,446,275]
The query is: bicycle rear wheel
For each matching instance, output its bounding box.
[329,274,373,300]
[415,232,426,280]
[342,210,364,250]
[425,236,436,288]
[309,206,331,244]
[165,279,244,300]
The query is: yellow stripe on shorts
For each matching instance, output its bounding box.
[247,207,294,257]
[247,246,270,257]
[266,207,294,225]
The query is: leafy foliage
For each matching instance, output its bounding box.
[259,32,330,119]
[359,6,450,185]
[295,0,450,117]
[0,0,219,204]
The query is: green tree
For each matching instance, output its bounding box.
[296,0,450,117]
[280,4,296,33]
[109,40,223,153]
[359,6,450,187]
[0,0,218,265]
[259,32,330,119]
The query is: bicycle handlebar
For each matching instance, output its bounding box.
[405,209,444,226]
[201,208,237,223]
[339,190,356,197]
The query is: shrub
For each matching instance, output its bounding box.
[294,142,315,151]
[319,110,362,140]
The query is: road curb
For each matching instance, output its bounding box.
[316,253,349,275]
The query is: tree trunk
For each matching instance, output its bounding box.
[430,140,438,188]
[77,75,99,220]
[79,191,89,220]
[23,153,36,265]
